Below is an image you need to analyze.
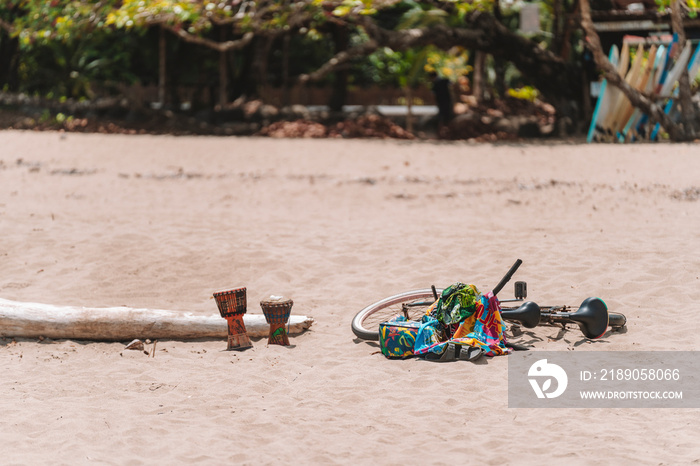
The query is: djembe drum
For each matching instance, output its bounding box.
[213,287,253,351]
[260,297,293,346]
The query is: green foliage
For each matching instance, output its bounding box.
[331,0,377,17]
[0,0,596,105]
[16,26,143,98]
[438,0,497,23]
[424,47,472,81]
[394,1,448,29]
[653,0,700,18]
[507,85,539,101]
[354,43,473,90]
[354,46,427,87]
[105,0,330,33]
[107,0,219,32]
[9,0,118,46]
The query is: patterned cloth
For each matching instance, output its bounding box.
[433,282,479,326]
[414,284,511,357]
[379,316,422,359]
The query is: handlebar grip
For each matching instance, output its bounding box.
[492,259,523,296]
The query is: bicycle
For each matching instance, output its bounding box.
[351,259,627,342]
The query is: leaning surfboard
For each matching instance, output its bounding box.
[587,45,620,143]
[662,43,700,124]
[598,42,630,139]
[608,44,645,137]
[650,40,693,140]
[621,44,664,142]
[634,34,678,139]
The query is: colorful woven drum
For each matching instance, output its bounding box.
[213,287,247,318]
[213,287,252,350]
[260,297,293,346]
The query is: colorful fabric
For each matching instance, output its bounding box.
[413,317,443,354]
[414,284,511,358]
[433,283,479,326]
[379,316,422,359]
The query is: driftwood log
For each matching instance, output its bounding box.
[0,298,313,341]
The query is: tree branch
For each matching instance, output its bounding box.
[0,18,15,34]
[162,24,254,52]
[670,0,698,137]
[298,39,379,83]
[358,17,481,52]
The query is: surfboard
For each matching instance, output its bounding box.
[600,41,630,140]
[654,33,679,95]
[619,44,660,142]
[609,44,645,137]
[587,45,619,143]
[634,36,677,139]
[663,43,700,123]
[650,41,692,140]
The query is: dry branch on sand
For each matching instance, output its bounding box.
[0,298,314,342]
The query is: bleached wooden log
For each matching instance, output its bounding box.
[0,298,313,341]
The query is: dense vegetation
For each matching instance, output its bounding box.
[0,0,698,139]
[0,2,578,100]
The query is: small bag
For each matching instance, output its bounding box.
[379,316,421,359]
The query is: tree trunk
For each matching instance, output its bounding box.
[218,26,228,108]
[0,33,19,91]
[0,298,314,341]
[559,0,580,60]
[494,57,506,99]
[219,50,228,108]
[492,0,506,98]
[253,36,274,101]
[233,38,257,99]
[158,25,167,107]
[282,33,291,107]
[670,0,698,138]
[406,85,413,132]
[329,24,350,112]
[473,51,487,103]
[552,0,563,57]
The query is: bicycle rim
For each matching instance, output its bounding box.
[351,289,440,341]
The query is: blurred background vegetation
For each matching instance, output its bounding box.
[8,0,665,139]
[0,1,570,106]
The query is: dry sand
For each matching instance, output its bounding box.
[1,131,699,464]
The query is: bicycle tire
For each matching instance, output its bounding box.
[351,289,440,341]
[354,294,627,341]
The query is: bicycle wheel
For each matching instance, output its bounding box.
[351,289,440,341]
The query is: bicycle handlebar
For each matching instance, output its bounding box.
[492,259,522,296]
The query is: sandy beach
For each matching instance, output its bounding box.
[1,131,699,464]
